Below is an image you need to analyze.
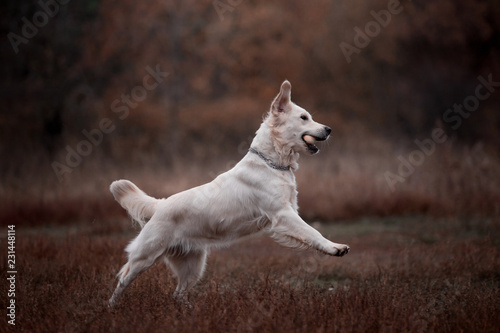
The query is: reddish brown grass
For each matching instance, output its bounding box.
[1,216,498,332]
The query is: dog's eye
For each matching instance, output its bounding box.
[300,115,308,121]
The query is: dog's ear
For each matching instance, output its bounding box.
[271,80,292,114]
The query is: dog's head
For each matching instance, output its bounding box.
[269,80,331,155]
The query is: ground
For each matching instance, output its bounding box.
[1,215,499,332]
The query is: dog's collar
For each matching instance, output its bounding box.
[249,147,290,171]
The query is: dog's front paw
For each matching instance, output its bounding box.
[333,244,350,257]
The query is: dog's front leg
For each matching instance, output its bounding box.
[271,209,349,256]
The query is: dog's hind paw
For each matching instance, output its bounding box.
[173,292,193,309]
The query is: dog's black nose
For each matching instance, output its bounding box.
[324,126,332,135]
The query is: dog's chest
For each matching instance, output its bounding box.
[280,172,299,212]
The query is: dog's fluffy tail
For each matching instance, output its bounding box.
[110,180,159,228]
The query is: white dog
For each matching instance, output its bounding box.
[108,80,350,307]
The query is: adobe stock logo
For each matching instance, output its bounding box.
[339,0,408,64]
[8,0,71,54]
[51,65,169,182]
[384,73,499,192]
[212,0,244,21]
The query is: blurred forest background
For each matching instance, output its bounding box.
[1,0,500,225]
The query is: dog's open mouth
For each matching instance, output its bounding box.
[302,134,327,154]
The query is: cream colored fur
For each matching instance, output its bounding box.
[108,80,350,307]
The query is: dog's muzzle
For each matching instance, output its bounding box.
[302,126,331,154]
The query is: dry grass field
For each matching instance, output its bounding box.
[2,215,498,332]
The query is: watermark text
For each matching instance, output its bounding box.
[7,225,16,326]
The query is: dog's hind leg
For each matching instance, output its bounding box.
[164,248,208,303]
[109,223,171,307]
